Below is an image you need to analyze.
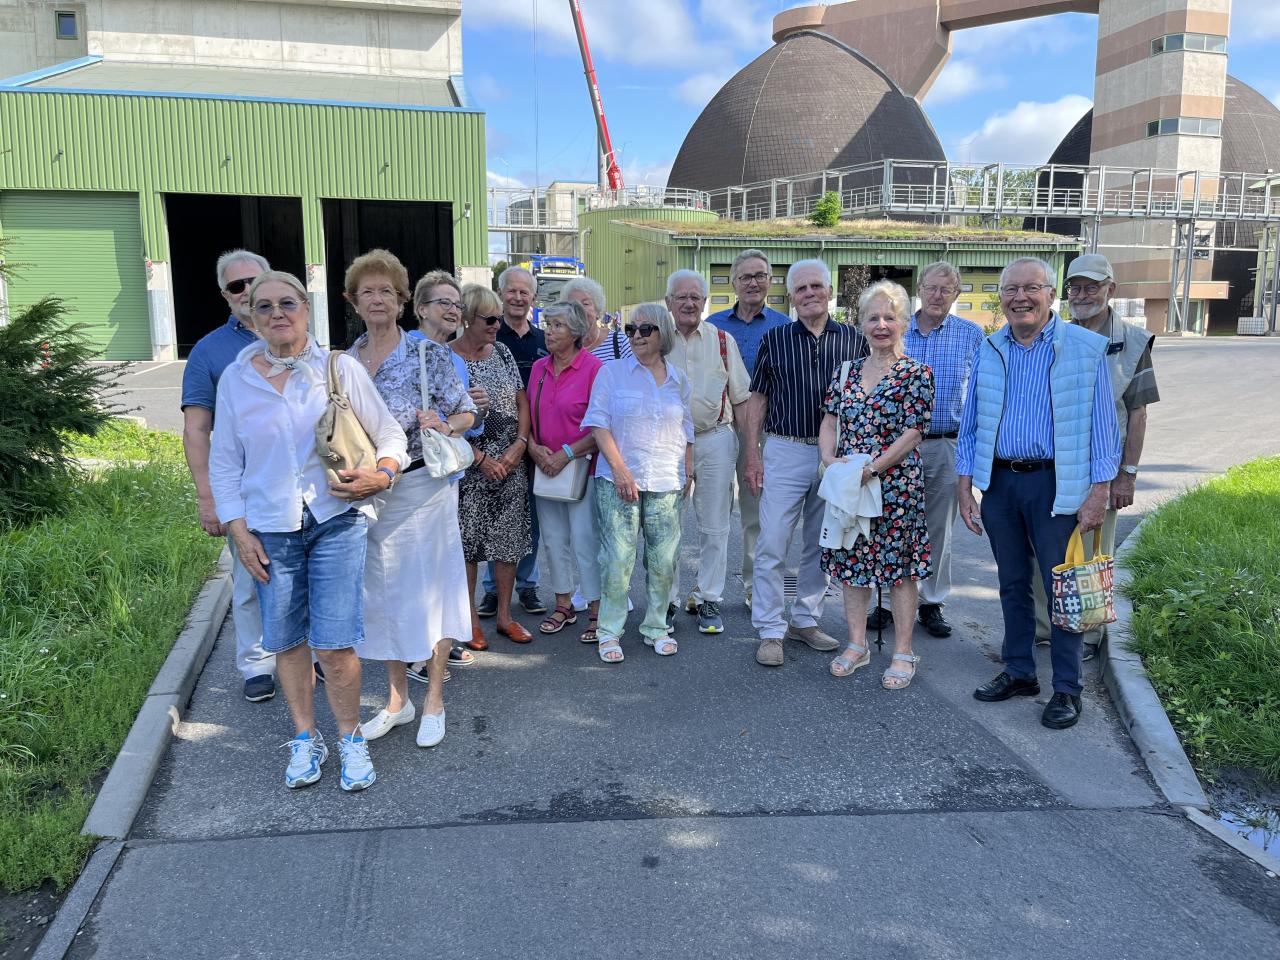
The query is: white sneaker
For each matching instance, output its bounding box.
[338,732,376,791]
[416,709,446,748]
[283,729,327,788]
[570,589,588,612]
[361,702,415,741]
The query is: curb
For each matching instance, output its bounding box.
[1101,515,1210,811]
[30,842,124,960]
[1183,807,1280,876]
[79,547,233,839]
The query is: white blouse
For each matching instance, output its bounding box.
[582,355,694,493]
[210,341,410,532]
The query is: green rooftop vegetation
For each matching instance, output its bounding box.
[620,216,1075,243]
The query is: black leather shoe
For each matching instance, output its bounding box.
[918,604,952,637]
[973,671,1040,702]
[1041,692,1082,729]
[866,606,893,629]
[476,592,498,618]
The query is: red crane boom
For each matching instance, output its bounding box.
[568,0,624,190]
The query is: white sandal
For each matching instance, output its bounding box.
[882,653,920,690]
[830,642,870,678]
[644,635,678,656]
[597,636,624,663]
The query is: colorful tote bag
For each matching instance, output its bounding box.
[1050,525,1117,633]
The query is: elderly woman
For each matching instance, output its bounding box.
[210,270,408,791]
[453,283,534,647]
[582,302,694,662]
[527,300,604,639]
[818,280,935,690]
[344,251,476,749]
[562,275,631,364]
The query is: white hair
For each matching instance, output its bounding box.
[665,269,708,299]
[785,259,831,295]
[1000,257,1057,290]
[560,276,606,315]
[630,302,677,356]
[498,265,535,292]
[918,261,961,289]
[215,249,270,289]
[731,248,771,282]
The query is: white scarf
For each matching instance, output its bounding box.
[238,335,324,387]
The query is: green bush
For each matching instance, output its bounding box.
[808,190,842,227]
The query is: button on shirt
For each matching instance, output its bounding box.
[210,342,409,532]
[668,321,752,433]
[955,316,1121,482]
[902,312,984,435]
[180,315,259,414]
[529,349,604,452]
[582,356,694,493]
[750,318,869,439]
[708,302,790,374]
[496,319,548,389]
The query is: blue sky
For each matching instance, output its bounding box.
[463,1,1280,192]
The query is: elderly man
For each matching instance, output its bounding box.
[869,261,983,639]
[957,257,1121,730]
[708,249,790,609]
[666,269,752,634]
[1032,253,1159,658]
[744,259,868,666]
[181,249,276,702]
[478,265,549,618]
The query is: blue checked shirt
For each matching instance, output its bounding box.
[956,317,1121,483]
[902,311,983,435]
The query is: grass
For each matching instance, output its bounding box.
[624,216,1074,243]
[0,422,221,893]
[1124,456,1280,783]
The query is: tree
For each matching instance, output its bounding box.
[491,259,509,291]
[809,191,841,228]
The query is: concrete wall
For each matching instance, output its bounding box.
[0,1,88,77]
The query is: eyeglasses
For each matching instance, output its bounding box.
[670,293,704,304]
[1066,282,1105,297]
[1000,283,1053,296]
[624,323,659,338]
[543,319,569,331]
[735,271,769,285]
[357,286,397,301]
[425,298,463,312]
[478,315,502,326]
[224,276,256,295]
[919,285,957,297]
[253,298,305,317]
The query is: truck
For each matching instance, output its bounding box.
[514,255,586,325]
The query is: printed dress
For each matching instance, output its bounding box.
[820,356,934,586]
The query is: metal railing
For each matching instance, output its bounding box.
[487,185,710,235]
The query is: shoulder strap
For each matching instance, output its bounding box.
[327,350,343,397]
[716,327,729,423]
[613,330,621,359]
[531,368,546,446]
[418,338,430,413]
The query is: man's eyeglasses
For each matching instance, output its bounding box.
[425,297,463,312]
[224,277,257,295]
[919,284,957,297]
[735,271,769,285]
[670,293,704,304]
[624,323,659,339]
[1066,283,1105,297]
[478,314,502,326]
[1000,283,1053,296]
[253,298,305,317]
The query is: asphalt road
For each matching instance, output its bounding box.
[70,337,1280,958]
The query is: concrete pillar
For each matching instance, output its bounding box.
[144,258,176,361]
[458,265,490,289]
[306,262,329,347]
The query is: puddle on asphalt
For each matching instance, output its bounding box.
[1210,774,1280,856]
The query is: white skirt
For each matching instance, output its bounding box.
[360,470,470,662]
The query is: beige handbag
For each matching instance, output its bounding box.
[418,339,476,478]
[530,367,590,502]
[315,351,377,485]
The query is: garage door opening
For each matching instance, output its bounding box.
[322,199,455,347]
[166,194,305,356]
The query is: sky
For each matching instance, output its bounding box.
[463,0,1280,246]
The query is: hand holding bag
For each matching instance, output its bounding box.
[418,339,476,479]
[531,367,590,502]
[315,351,377,485]
[1050,525,1117,633]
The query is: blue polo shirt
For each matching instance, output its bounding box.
[180,315,259,414]
[708,302,790,376]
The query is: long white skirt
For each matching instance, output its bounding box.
[361,470,470,663]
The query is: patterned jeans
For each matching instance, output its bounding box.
[595,478,682,641]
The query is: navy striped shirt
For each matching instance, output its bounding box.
[750,318,868,439]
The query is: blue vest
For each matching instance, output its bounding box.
[970,316,1108,514]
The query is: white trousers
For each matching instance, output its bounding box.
[751,436,829,638]
[671,425,738,605]
[918,436,959,607]
[537,476,602,602]
[227,536,273,679]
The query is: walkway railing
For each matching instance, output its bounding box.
[487,185,710,235]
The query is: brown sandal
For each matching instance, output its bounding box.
[580,616,599,644]
[539,605,578,634]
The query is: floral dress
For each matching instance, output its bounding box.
[456,342,531,564]
[820,356,934,586]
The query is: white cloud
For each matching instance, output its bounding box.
[924,59,1006,105]
[621,157,675,187]
[696,0,773,51]
[467,72,508,105]
[675,69,733,106]
[949,15,1087,57]
[487,169,528,189]
[953,94,1092,164]
[1232,0,1280,43]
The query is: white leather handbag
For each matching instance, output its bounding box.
[418,339,476,478]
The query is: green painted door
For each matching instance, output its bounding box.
[0,191,151,359]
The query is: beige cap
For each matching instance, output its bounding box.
[1066,253,1114,282]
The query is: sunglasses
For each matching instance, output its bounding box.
[224,276,256,295]
[479,315,502,326]
[253,298,305,317]
[624,323,659,339]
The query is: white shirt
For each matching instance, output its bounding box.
[210,341,410,532]
[582,355,694,493]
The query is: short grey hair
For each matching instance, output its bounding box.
[498,265,535,293]
[216,249,270,290]
[560,276,606,317]
[665,269,708,299]
[630,302,677,357]
[785,259,831,295]
[731,248,771,282]
[1000,257,1057,290]
[541,299,589,347]
[858,280,911,323]
[918,261,961,290]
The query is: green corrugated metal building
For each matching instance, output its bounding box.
[0,56,487,359]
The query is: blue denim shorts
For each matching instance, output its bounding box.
[253,506,369,654]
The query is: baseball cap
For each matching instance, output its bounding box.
[1066,253,1113,282]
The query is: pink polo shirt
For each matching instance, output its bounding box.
[529,349,604,452]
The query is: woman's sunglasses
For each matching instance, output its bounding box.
[624,323,658,338]
[478,315,502,326]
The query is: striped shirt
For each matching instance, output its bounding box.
[955,316,1121,483]
[902,311,983,435]
[750,318,869,439]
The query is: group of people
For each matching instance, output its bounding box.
[181,243,1158,791]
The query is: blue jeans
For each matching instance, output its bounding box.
[483,474,540,593]
[254,506,369,654]
[595,479,682,641]
[980,466,1083,695]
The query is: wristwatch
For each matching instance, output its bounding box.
[376,466,397,489]
[1121,464,1139,476]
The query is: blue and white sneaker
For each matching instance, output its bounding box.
[283,729,327,788]
[338,731,376,792]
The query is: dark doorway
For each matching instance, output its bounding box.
[321,199,455,347]
[166,194,305,355]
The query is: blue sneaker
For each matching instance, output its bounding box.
[338,732,376,792]
[283,729,327,788]
[697,601,724,634]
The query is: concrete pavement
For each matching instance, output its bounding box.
[63,338,1280,958]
